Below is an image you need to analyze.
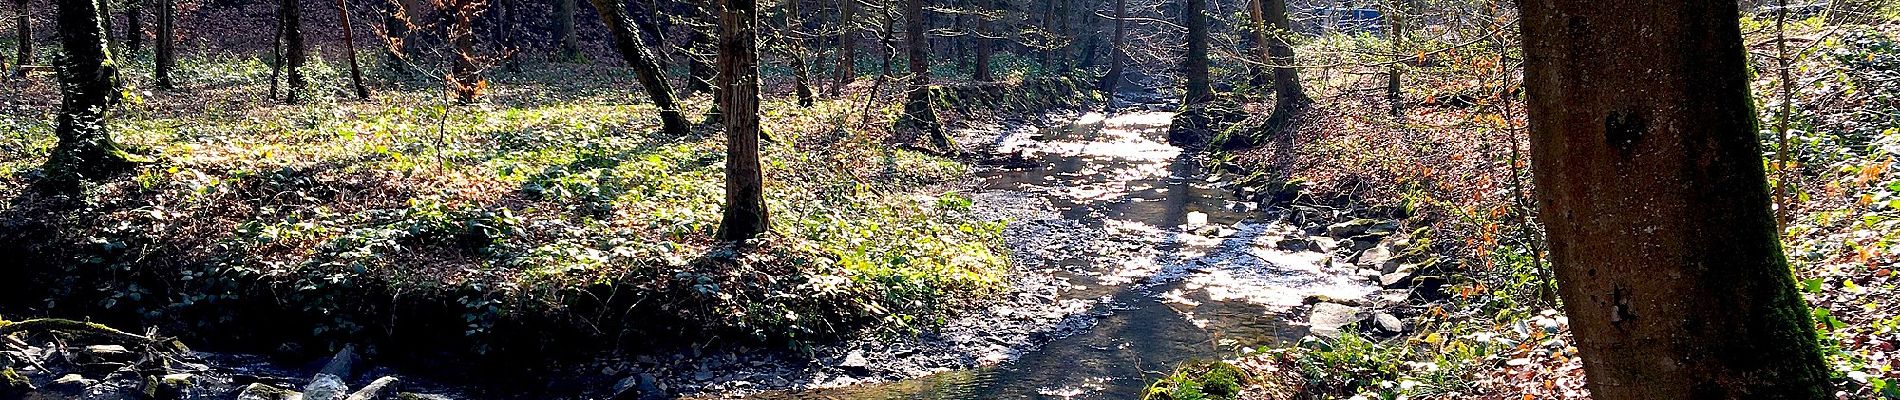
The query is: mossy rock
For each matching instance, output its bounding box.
[0,368,32,399]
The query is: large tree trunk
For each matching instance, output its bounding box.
[715,0,769,241]
[1036,0,1052,70]
[155,0,174,88]
[1262,0,1305,126]
[1246,0,1269,94]
[48,0,140,185]
[683,0,717,95]
[898,0,950,152]
[1098,0,1123,91]
[339,0,369,99]
[1181,0,1210,103]
[1516,0,1835,398]
[280,0,307,103]
[831,0,856,95]
[125,0,143,54]
[555,0,583,61]
[447,0,483,103]
[586,0,691,136]
[780,0,815,106]
[98,0,116,54]
[971,0,993,81]
[12,0,28,75]
[381,0,412,74]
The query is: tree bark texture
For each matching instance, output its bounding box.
[339,0,370,99]
[715,0,770,241]
[155,0,174,88]
[587,0,692,137]
[1516,0,1835,397]
[13,0,30,75]
[48,0,139,184]
[280,0,307,103]
[1181,0,1211,104]
[900,0,950,152]
[1263,0,1305,126]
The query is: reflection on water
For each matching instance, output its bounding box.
[750,112,1371,399]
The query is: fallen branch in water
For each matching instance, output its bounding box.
[0,319,155,345]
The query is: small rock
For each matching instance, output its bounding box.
[838,350,871,375]
[1186,211,1209,227]
[0,368,33,398]
[1380,271,1417,288]
[1371,313,1405,334]
[51,374,97,391]
[611,373,665,400]
[304,374,349,400]
[153,373,194,400]
[237,384,300,400]
[1275,237,1314,251]
[82,344,135,363]
[1307,302,1361,339]
[1325,218,1384,238]
[345,376,400,400]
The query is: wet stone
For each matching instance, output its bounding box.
[1307,302,1362,339]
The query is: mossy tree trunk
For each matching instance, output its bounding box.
[899,0,951,153]
[1181,0,1211,104]
[555,0,584,61]
[154,0,174,89]
[1098,0,1124,92]
[47,0,142,185]
[1516,0,1835,397]
[715,0,769,241]
[587,0,691,136]
[280,0,307,103]
[1262,0,1305,127]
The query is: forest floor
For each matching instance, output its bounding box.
[1144,18,1900,400]
[0,48,1106,397]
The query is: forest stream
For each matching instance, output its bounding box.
[735,109,1376,399]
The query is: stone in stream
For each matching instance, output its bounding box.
[82,344,136,364]
[345,376,401,400]
[610,373,666,400]
[838,350,871,376]
[1306,302,1362,339]
[1379,264,1422,288]
[1185,211,1209,228]
[48,374,97,395]
[1370,313,1406,335]
[0,368,31,397]
[237,383,299,400]
[304,345,357,400]
[148,373,194,400]
[1325,219,1378,238]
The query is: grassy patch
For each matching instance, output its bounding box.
[0,53,1095,363]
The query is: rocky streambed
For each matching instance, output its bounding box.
[3,108,1432,400]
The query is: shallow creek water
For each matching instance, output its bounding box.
[748,111,1374,399]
